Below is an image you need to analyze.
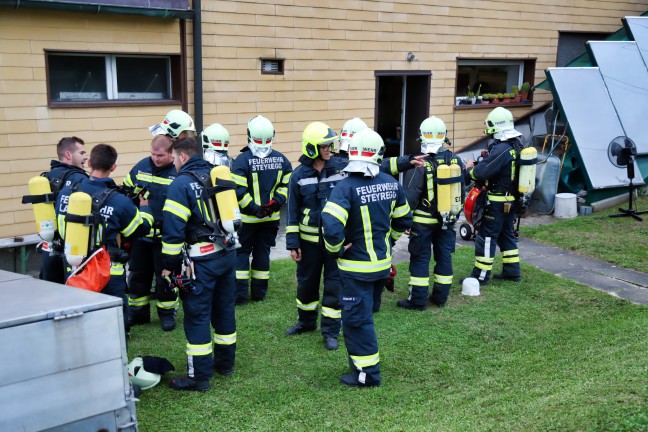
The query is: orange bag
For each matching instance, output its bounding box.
[66,246,111,292]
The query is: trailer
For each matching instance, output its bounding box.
[0,270,138,431]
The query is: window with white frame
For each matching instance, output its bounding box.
[455,58,535,105]
[46,52,182,105]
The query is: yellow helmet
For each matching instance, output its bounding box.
[301,121,338,159]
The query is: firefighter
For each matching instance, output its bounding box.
[397,116,466,310]
[39,136,89,283]
[463,107,523,285]
[231,115,292,304]
[334,117,368,162]
[56,144,152,330]
[285,121,347,350]
[125,134,179,332]
[161,138,237,392]
[286,121,424,350]
[201,123,233,169]
[322,128,412,387]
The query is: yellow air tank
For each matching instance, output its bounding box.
[436,164,452,216]
[518,147,538,196]
[449,163,462,216]
[27,176,56,242]
[64,192,92,268]
[210,165,242,233]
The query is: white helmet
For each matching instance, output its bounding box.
[128,357,161,390]
[339,117,368,152]
[484,107,522,141]
[247,115,274,158]
[419,116,447,154]
[158,110,196,139]
[201,123,231,166]
[461,277,480,296]
[348,128,385,166]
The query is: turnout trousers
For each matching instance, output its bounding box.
[183,250,237,380]
[102,265,128,331]
[39,246,65,284]
[127,238,179,322]
[294,240,341,338]
[407,222,456,307]
[339,273,384,386]
[470,201,520,283]
[235,221,279,302]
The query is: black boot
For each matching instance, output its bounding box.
[285,323,316,336]
[158,308,177,332]
[396,299,426,311]
[323,337,339,351]
[169,376,210,392]
[127,306,151,327]
[339,373,380,388]
[493,273,521,282]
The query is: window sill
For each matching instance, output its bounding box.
[454,102,533,110]
[48,99,183,109]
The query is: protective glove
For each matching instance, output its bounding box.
[254,206,268,219]
[266,199,281,213]
[384,265,397,292]
[164,273,193,294]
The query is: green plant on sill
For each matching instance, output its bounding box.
[465,84,482,100]
[511,85,519,95]
[521,81,531,93]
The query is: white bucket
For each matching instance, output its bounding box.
[554,193,577,219]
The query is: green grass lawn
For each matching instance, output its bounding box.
[522,195,648,273]
[129,247,648,432]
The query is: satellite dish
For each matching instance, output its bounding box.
[607,136,637,168]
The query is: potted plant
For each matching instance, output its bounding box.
[519,82,530,101]
[481,94,491,104]
[495,93,504,104]
[502,93,511,103]
[511,86,521,103]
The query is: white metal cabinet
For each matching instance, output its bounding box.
[0,270,138,432]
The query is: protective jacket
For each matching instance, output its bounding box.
[231,147,292,223]
[45,160,88,195]
[56,177,152,251]
[407,150,466,225]
[286,155,347,249]
[286,154,414,250]
[321,171,412,281]
[162,156,228,271]
[469,138,522,201]
[123,157,176,238]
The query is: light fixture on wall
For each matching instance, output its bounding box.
[407,52,417,62]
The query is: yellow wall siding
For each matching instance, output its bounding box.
[0,9,182,238]
[1,0,647,238]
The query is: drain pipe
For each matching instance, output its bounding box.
[192,0,203,132]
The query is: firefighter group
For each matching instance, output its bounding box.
[24,106,536,391]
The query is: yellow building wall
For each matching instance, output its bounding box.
[0,9,183,238]
[1,0,647,238]
[198,0,648,163]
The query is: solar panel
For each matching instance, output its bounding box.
[587,41,648,154]
[624,17,648,61]
[546,67,644,189]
